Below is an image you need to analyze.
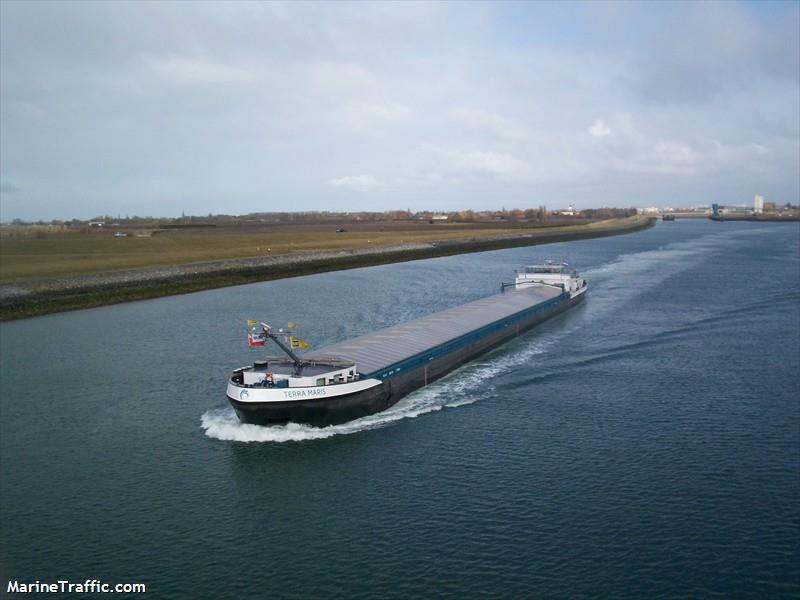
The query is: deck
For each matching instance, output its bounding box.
[309,285,563,377]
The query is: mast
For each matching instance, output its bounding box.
[259,322,305,368]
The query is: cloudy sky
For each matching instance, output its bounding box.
[1,1,798,220]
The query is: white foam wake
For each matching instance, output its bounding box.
[581,227,757,300]
[201,337,554,443]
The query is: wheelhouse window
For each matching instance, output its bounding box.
[526,267,562,274]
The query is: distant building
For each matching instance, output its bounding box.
[88,221,105,227]
[637,207,660,215]
[754,194,764,214]
[712,203,752,217]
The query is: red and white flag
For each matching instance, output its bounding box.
[247,332,266,347]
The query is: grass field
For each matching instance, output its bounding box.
[0,220,602,283]
[0,217,656,319]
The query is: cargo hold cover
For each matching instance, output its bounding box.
[308,285,562,377]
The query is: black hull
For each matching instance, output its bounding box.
[229,383,394,427]
[228,291,585,427]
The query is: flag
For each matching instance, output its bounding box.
[290,336,310,349]
[287,321,299,329]
[247,319,259,327]
[248,332,267,347]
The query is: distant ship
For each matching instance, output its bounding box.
[662,214,676,221]
[226,262,587,427]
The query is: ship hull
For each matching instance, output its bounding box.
[226,290,585,428]
[229,380,393,427]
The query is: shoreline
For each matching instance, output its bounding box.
[0,216,655,321]
[709,215,800,222]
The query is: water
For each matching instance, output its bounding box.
[1,220,798,598]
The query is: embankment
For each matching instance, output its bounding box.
[0,216,655,320]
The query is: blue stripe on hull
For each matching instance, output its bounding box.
[366,291,575,380]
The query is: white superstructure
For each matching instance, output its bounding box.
[514,261,587,298]
[228,371,382,404]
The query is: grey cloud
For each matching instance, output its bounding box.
[607,2,800,105]
[0,1,797,220]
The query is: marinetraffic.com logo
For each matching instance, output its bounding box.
[5,579,147,594]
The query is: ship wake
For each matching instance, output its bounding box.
[201,336,555,443]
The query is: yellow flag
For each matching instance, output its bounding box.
[290,336,310,349]
[287,321,299,329]
[247,319,259,327]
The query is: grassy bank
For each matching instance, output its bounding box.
[1,219,597,283]
[0,216,655,320]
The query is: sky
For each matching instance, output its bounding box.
[1,1,798,221]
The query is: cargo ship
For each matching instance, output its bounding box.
[226,262,587,427]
